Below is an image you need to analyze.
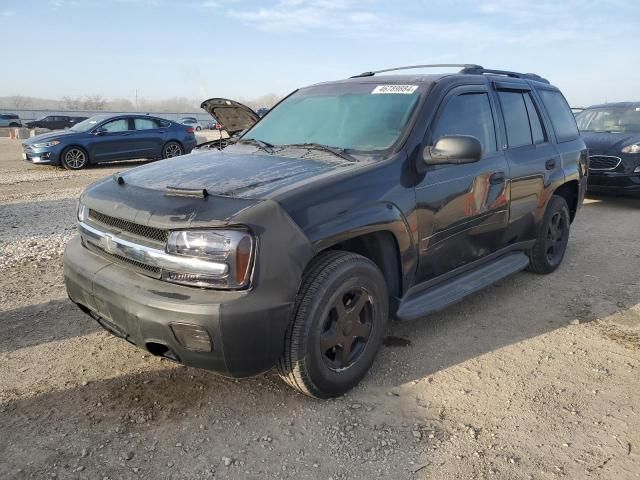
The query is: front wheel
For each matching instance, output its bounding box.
[61,147,89,170]
[528,195,570,274]
[162,141,184,159]
[278,251,389,398]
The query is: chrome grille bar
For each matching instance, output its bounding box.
[78,222,228,276]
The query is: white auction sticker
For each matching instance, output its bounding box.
[371,85,418,94]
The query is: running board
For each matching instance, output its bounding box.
[396,252,530,321]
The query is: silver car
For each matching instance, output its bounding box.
[179,117,203,131]
[0,113,22,127]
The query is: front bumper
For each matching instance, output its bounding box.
[22,145,62,165]
[64,236,294,377]
[587,172,640,196]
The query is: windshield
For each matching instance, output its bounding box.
[576,106,640,133]
[243,83,423,152]
[70,116,105,132]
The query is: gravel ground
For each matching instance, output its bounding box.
[0,137,639,479]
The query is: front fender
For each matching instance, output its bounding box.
[305,202,417,293]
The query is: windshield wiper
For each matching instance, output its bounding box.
[281,143,357,162]
[237,138,275,153]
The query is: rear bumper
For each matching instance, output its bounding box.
[64,236,294,377]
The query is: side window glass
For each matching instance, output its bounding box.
[134,118,158,130]
[498,91,532,148]
[101,119,129,133]
[524,94,546,144]
[538,89,579,141]
[431,92,497,155]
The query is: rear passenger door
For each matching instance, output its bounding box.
[494,82,561,242]
[415,85,510,282]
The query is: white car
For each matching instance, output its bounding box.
[179,117,203,131]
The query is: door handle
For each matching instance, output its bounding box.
[545,158,557,170]
[489,172,506,185]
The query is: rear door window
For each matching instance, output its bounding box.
[431,92,497,155]
[498,91,532,148]
[538,89,579,142]
[134,118,159,130]
[524,94,546,144]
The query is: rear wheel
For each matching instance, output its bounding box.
[162,141,184,159]
[278,251,388,398]
[61,147,89,170]
[528,195,570,274]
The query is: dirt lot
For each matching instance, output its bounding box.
[1,137,639,479]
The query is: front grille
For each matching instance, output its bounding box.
[589,155,622,171]
[88,210,168,243]
[110,253,161,275]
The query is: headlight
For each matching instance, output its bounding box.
[622,144,640,154]
[33,140,60,148]
[164,229,254,289]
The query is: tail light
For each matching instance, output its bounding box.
[186,127,195,134]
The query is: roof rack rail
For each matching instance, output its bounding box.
[350,64,550,84]
[351,64,483,78]
[459,66,550,84]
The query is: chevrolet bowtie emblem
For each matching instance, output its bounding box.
[100,233,116,254]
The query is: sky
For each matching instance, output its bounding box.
[1,0,639,106]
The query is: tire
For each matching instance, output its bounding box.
[61,146,89,170]
[277,251,389,398]
[527,195,571,274]
[9,123,19,127]
[162,141,184,159]
[196,126,202,131]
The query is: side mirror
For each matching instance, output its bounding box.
[94,127,108,135]
[423,135,482,165]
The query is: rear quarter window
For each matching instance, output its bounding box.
[538,89,579,142]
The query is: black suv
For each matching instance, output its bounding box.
[26,115,88,130]
[576,102,640,195]
[64,65,587,398]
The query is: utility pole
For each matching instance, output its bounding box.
[135,89,138,111]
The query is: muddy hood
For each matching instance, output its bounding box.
[200,98,260,134]
[122,149,353,198]
[81,150,354,229]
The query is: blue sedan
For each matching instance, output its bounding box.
[22,114,197,169]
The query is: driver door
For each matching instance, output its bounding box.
[415,85,510,283]
[89,117,136,161]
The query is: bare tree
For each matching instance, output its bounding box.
[62,96,83,110]
[83,94,107,111]
[11,95,32,109]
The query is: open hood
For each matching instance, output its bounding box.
[200,98,260,135]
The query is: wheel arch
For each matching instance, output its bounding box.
[552,180,580,222]
[306,202,417,302]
